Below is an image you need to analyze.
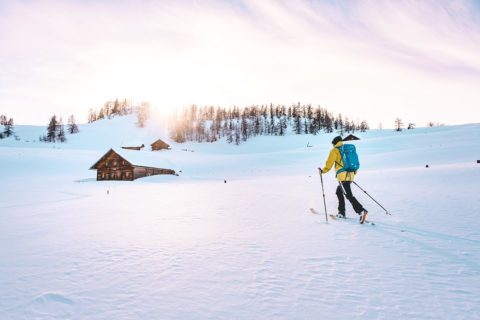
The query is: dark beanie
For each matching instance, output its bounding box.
[331,136,342,145]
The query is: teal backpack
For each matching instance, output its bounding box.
[336,143,360,176]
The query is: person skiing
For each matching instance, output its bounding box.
[319,136,368,224]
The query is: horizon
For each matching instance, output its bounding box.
[2,102,479,129]
[1,0,480,127]
[7,110,480,130]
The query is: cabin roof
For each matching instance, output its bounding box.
[121,141,145,147]
[343,134,360,141]
[90,148,175,170]
[150,139,170,146]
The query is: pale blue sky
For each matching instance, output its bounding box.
[1,0,479,126]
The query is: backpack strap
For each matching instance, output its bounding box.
[335,146,346,176]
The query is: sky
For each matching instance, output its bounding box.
[1,0,479,127]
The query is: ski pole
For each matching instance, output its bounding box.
[338,181,347,196]
[352,181,391,215]
[318,169,329,223]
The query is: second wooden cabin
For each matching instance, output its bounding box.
[121,143,145,151]
[151,139,170,151]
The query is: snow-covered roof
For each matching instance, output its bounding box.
[91,148,175,170]
[343,134,360,141]
[150,139,169,146]
[121,142,145,147]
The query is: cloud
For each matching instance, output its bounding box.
[0,0,479,126]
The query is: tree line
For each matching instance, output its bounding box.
[87,98,134,123]
[393,118,444,131]
[87,98,150,128]
[39,98,149,143]
[168,103,369,144]
[39,115,79,143]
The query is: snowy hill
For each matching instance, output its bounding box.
[0,115,170,150]
[1,116,479,319]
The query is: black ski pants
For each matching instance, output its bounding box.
[336,181,365,215]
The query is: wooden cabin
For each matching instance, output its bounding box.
[343,134,360,141]
[90,149,176,181]
[151,139,170,151]
[121,144,145,151]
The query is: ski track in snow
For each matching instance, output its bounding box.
[1,122,480,319]
[0,190,90,210]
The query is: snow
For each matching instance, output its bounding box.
[91,148,178,172]
[1,117,480,319]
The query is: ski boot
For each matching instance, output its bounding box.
[359,210,368,224]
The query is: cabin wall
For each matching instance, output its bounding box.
[133,167,176,179]
[97,168,134,181]
[133,167,147,179]
[151,141,170,151]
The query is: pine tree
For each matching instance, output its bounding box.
[325,114,333,133]
[359,121,369,132]
[303,117,308,134]
[241,115,248,141]
[337,114,344,135]
[87,108,97,123]
[112,99,120,115]
[394,118,403,131]
[67,115,79,134]
[196,118,205,142]
[136,102,150,128]
[234,123,241,145]
[294,115,302,134]
[226,121,233,144]
[278,116,286,136]
[208,122,217,142]
[270,114,277,136]
[97,108,105,120]
[104,101,113,119]
[57,119,67,142]
[253,116,261,136]
[47,115,58,142]
[344,118,351,133]
[306,104,313,122]
[3,118,14,137]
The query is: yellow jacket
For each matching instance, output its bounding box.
[321,141,355,182]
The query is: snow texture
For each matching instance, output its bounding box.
[1,116,479,319]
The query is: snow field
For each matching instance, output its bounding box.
[1,119,479,319]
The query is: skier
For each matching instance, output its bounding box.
[320,136,368,224]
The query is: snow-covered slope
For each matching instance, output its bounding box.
[0,115,170,150]
[1,117,479,319]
